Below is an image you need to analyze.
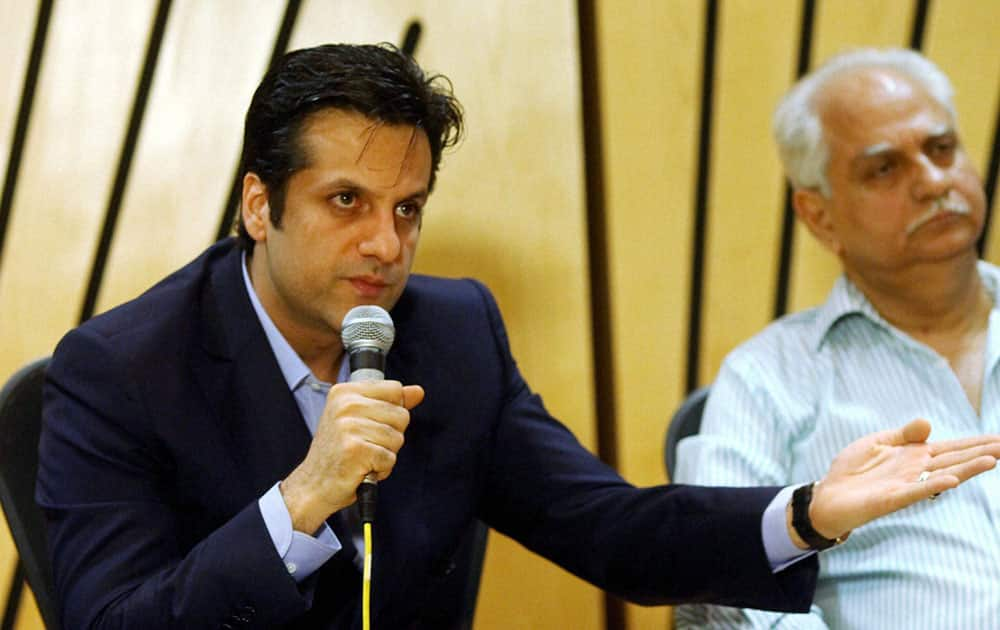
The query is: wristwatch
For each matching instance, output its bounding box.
[791,482,849,551]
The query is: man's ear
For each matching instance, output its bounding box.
[793,188,843,256]
[241,173,271,242]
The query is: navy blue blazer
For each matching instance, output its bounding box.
[38,239,817,628]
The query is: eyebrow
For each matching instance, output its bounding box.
[858,124,955,159]
[860,142,894,159]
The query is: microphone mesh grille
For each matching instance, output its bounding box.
[341,305,395,353]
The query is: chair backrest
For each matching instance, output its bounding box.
[664,386,710,480]
[0,356,60,628]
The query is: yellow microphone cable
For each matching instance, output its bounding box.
[358,480,377,630]
[362,521,373,630]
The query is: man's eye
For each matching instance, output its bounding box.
[930,140,955,158]
[395,202,421,219]
[869,160,895,178]
[332,192,356,208]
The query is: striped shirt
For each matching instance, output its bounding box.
[674,261,1000,630]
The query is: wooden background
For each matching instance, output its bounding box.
[1,1,997,628]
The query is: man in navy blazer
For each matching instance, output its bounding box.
[37,43,1000,629]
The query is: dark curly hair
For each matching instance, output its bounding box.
[235,43,463,250]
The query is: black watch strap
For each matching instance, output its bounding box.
[791,482,847,551]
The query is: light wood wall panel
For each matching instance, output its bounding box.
[598,0,701,488]
[0,3,36,182]
[924,1,1000,265]
[290,1,599,629]
[787,0,913,313]
[94,0,286,313]
[0,0,155,374]
[596,1,702,627]
[924,0,1000,175]
[0,2,156,626]
[699,0,801,384]
[0,5,45,626]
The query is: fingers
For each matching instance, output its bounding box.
[929,433,1000,457]
[885,475,955,512]
[319,380,422,480]
[328,380,416,432]
[927,454,997,486]
[897,418,932,444]
[345,414,406,452]
[360,441,401,482]
[285,380,421,525]
[402,384,425,409]
[886,455,997,515]
[926,443,1000,472]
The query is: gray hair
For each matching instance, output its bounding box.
[773,48,956,197]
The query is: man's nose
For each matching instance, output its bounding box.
[357,208,401,262]
[912,154,952,200]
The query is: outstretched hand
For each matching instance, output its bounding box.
[808,418,1000,540]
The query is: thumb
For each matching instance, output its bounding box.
[402,384,425,410]
[896,418,932,444]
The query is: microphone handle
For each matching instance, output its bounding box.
[349,356,384,523]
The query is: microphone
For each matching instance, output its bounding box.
[341,305,395,524]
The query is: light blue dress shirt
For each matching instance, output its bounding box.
[242,256,347,583]
[675,262,1000,629]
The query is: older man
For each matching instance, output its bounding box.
[675,48,1000,628]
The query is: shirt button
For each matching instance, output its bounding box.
[286,561,298,574]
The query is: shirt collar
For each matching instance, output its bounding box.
[810,275,879,351]
[811,261,1000,351]
[241,252,336,391]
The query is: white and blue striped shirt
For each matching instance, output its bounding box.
[675,261,1000,630]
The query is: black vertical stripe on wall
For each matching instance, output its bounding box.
[685,0,719,394]
[576,0,616,473]
[214,0,305,243]
[909,0,931,51]
[576,1,624,628]
[78,0,173,323]
[0,0,54,276]
[772,0,816,320]
[400,20,423,57]
[978,93,1000,256]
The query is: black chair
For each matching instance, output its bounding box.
[664,386,710,480]
[0,356,60,629]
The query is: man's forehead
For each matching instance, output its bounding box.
[818,67,950,152]
[353,122,421,171]
[819,66,915,107]
[300,108,431,187]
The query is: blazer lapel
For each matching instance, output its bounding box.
[190,243,312,497]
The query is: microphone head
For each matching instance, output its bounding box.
[341,305,395,354]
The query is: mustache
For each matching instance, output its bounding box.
[905,195,971,235]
